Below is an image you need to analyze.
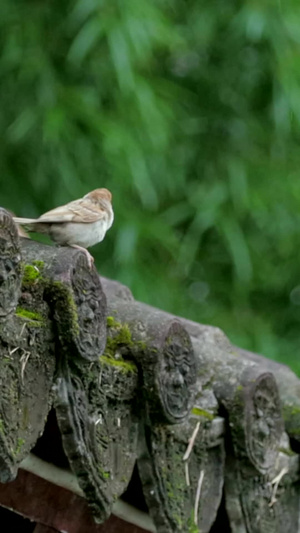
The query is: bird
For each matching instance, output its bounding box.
[13,188,114,267]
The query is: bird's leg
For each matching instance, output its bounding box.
[70,244,94,269]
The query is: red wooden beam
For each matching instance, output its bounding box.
[0,469,149,533]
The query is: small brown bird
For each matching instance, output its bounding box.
[14,188,114,267]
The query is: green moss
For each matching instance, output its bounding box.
[278,447,296,457]
[188,514,199,533]
[51,281,80,337]
[104,315,149,372]
[97,465,111,479]
[136,340,147,351]
[32,260,45,270]
[107,316,148,349]
[191,407,214,420]
[166,480,175,499]
[22,261,45,285]
[106,316,121,328]
[105,319,133,355]
[15,438,25,455]
[16,306,44,325]
[21,262,80,336]
[232,385,245,409]
[0,418,4,435]
[11,437,25,458]
[111,323,132,345]
[100,354,137,373]
[173,514,184,529]
[165,336,172,346]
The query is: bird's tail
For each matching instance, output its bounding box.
[13,217,48,234]
[13,217,37,229]
[14,217,37,224]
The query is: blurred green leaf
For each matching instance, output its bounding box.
[1,0,300,373]
[221,218,253,284]
[108,26,135,91]
[7,109,37,142]
[68,16,105,63]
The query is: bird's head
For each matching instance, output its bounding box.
[85,188,112,204]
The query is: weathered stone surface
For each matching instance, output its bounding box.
[237,346,300,444]
[170,315,300,450]
[217,364,282,473]
[101,279,300,532]
[54,352,139,523]
[104,298,197,425]
[137,413,225,533]
[273,434,300,533]
[101,276,134,302]
[0,313,55,482]
[21,238,107,362]
[189,331,296,533]
[0,214,56,482]
[0,237,299,533]
[225,432,300,533]
[0,209,22,318]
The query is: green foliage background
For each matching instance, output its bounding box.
[1,0,300,370]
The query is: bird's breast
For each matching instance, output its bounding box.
[49,220,108,248]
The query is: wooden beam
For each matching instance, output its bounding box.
[0,468,149,533]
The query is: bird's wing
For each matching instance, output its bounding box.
[38,197,106,224]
